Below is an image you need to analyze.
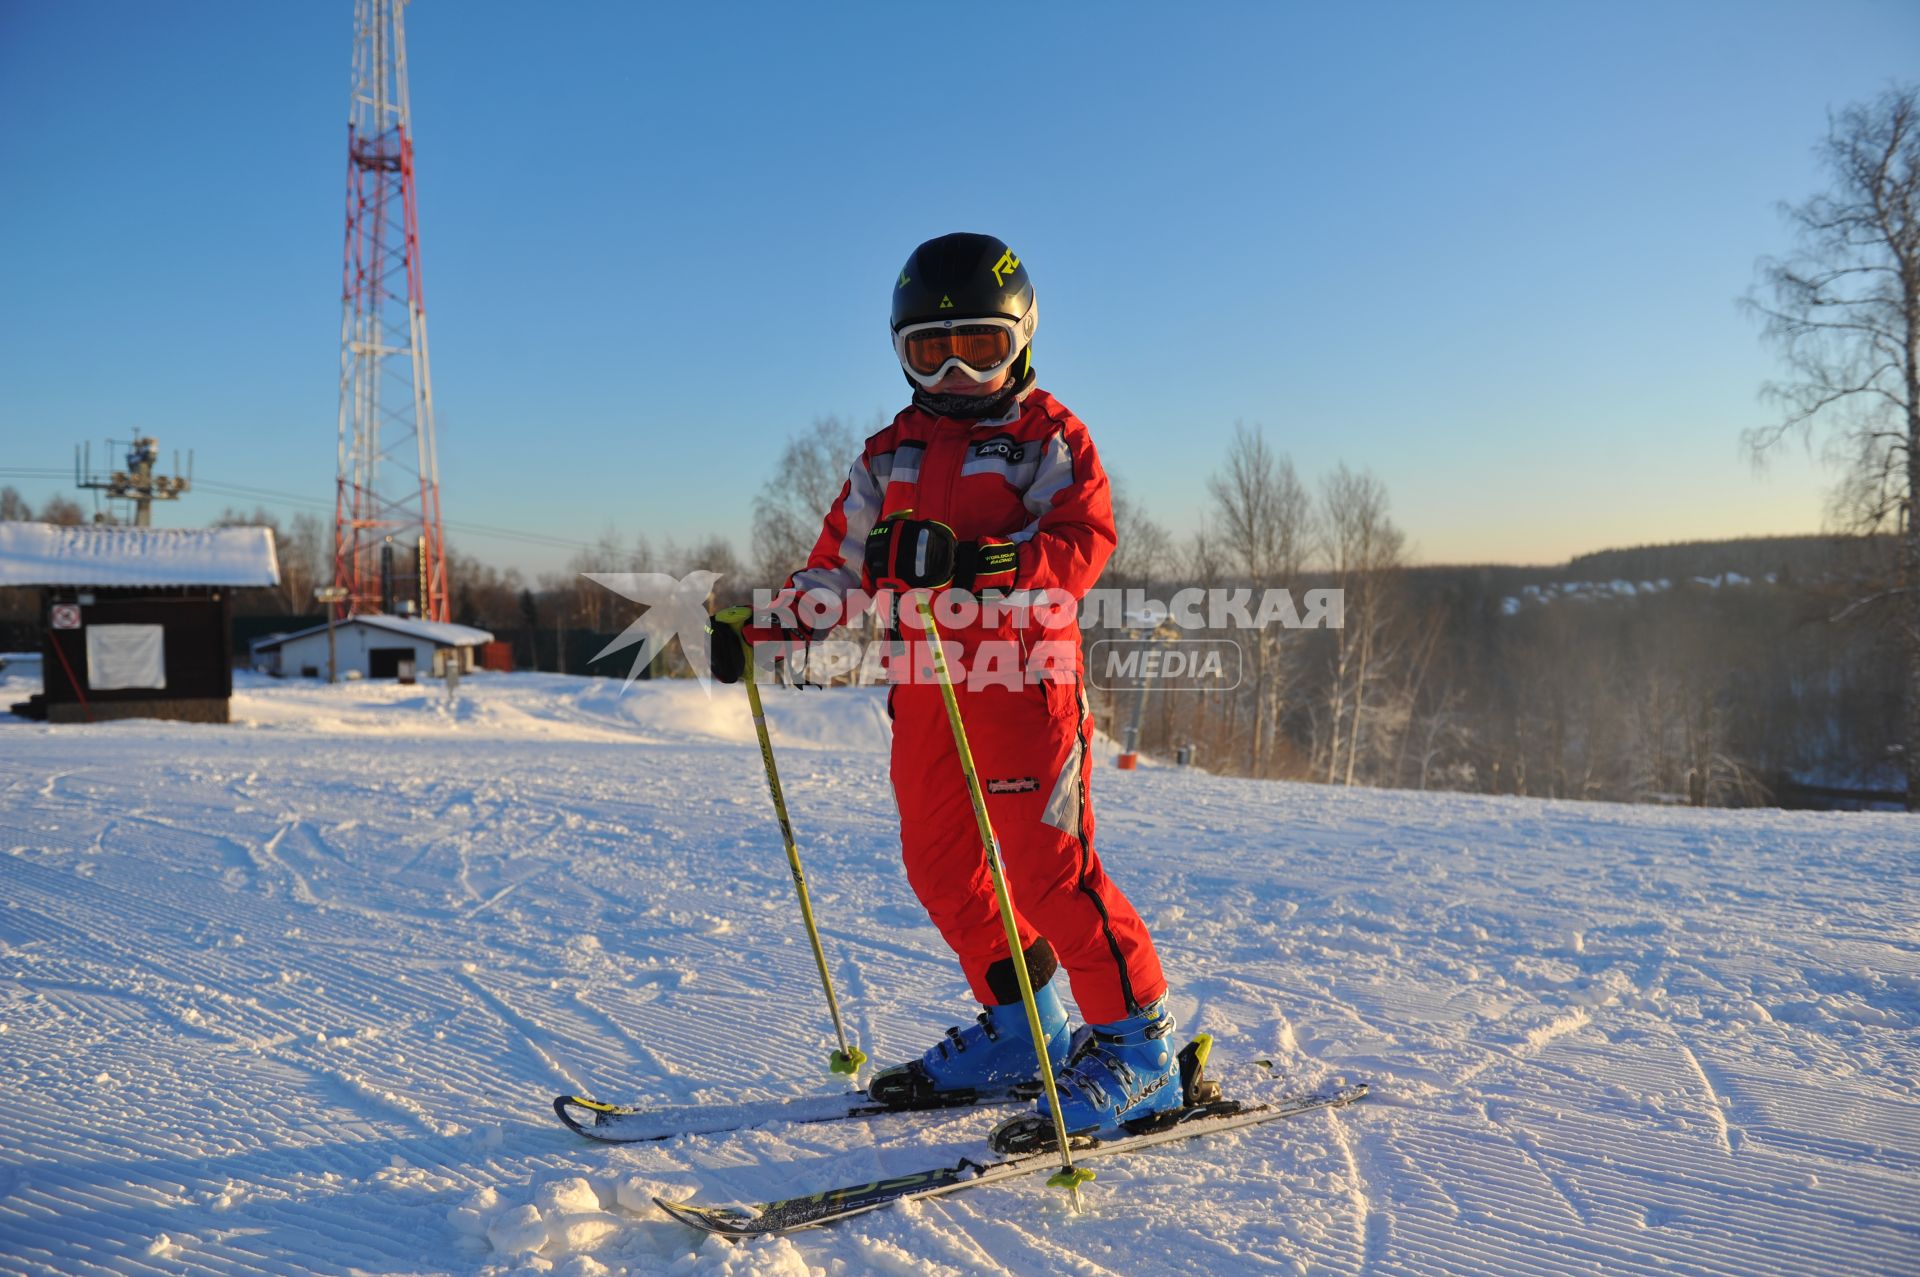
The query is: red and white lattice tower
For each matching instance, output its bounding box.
[332,0,447,622]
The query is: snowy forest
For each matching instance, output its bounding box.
[1,428,1898,811]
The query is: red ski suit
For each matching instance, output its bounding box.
[789,388,1166,1024]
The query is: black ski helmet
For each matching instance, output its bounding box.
[891,232,1035,333]
[890,233,1038,414]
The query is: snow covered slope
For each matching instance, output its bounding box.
[1,671,1915,1276]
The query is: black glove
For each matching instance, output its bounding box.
[954,538,1018,596]
[708,604,818,685]
[863,517,957,591]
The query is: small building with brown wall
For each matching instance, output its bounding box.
[1,523,280,725]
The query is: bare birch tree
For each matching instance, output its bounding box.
[1318,465,1407,786]
[1205,425,1311,775]
[1105,475,1173,586]
[752,416,863,581]
[1746,85,1920,806]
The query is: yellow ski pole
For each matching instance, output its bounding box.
[711,606,867,1077]
[911,591,1093,1209]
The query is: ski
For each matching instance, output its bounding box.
[552,1080,1039,1144]
[653,1080,1369,1237]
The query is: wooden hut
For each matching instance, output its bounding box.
[0,523,280,724]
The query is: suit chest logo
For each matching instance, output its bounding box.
[973,435,1026,463]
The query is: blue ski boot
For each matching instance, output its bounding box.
[867,979,1072,1107]
[991,995,1182,1149]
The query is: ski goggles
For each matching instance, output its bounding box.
[892,306,1037,387]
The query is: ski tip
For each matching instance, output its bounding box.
[553,1094,628,1136]
[552,1095,592,1135]
[652,1197,706,1227]
[556,1094,624,1114]
[654,1195,762,1237]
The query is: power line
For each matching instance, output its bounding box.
[195,480,603,553]
[0,468,603,553]
[232,485,598,553]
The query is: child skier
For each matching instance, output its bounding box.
[712,233,1178,1140]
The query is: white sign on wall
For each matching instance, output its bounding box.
[50,604,80,630]
[86,624,167,691]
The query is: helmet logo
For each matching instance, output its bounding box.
[898,271,910,288]
[990,249,1020,287]
[939,294,954,309]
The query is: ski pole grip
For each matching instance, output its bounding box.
[707,605,757,686]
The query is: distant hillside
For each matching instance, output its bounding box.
[1565,534,1892,585]
[1414,533,1891,588]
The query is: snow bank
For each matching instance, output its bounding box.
[220,670,895,752]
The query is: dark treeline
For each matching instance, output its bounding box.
[1091,539,1898,809]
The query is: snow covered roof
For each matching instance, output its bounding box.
[358,615,494,647]
[0,522,281,587]
[251,613,493,651]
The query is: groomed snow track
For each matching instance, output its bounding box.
[0,672,1915,1275]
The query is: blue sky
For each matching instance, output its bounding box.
[2,1,1915,575]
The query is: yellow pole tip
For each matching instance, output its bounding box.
[829,1047,868,1075]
